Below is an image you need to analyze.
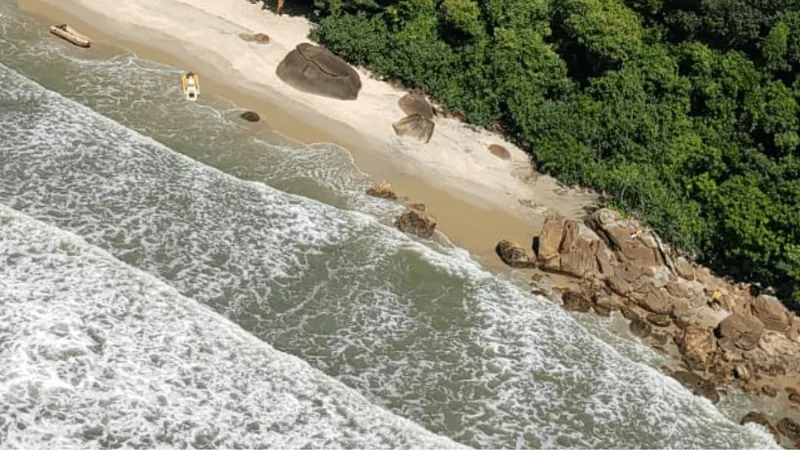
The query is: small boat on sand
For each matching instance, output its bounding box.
[49,24,91,48]
[181,72,200,101]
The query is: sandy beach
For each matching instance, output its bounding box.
[19,0,598,268]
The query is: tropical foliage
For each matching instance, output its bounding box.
[301,0,800,309]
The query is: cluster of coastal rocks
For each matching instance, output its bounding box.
[496,208,800,446]
[366,181,437,239]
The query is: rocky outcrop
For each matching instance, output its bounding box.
[276,43,362,100]
[392,114,435,144]
[496,240,537,269]
[398,93,434,119]
[527,207,800,412]
[366,181,397,200]
[395,207,436,238]
[239,32,270,44]
[240,111,261,122]
[488,144,511,160]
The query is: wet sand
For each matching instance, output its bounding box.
[18,0,595,270]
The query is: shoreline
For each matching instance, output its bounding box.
[14,0,800,443]
[18,0,597,270]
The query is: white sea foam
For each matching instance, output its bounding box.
[0,205,467,449]
[0,31,782,450]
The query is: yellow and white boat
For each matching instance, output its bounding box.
[181,72,200,101]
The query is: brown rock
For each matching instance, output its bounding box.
[239,111,261,122]
[562,291,592,313]
[592,292,621,316]
[665,280,691,298]
[733,364,751,381]
[239,32,271,44]
[395,208,436,238]
[496,240,537,269]
[276,43,362,100]
[650,332,669,345]
[751,294,791,332]
[778,418,800,442]
[602,222,663,268]
[647,313,671,327]
[740,412,781,443]
[488,144,511,160]
[697,382,721,404]
[366,181,397,200]
[673,315,694,329]
[620,306,640,321]
[675,256,695,280]
[634,286,673,315]
[535,215,566,262]
[790,392,800,405]
[670,371,720,404]
[630,319,652,338]
[595,247,616,278]
[592,303,612,317]
[714,312,764,351]
[762,385,778,397]
[398,93,434,119]
[556,221,600,278]
[606,276,632,296]
[392,114,435,144]
[677,326,718,371]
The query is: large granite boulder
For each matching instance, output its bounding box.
[586,208,664,272]
[751,294,791,332]
[496,240,537,269]
[534,215,602,279]
[715,312,764,351]
[392,114,435,143]
[398,93,434,119]
[276,43,362,100]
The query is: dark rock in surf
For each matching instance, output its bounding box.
[366,181,397,200]
[740,412,781,443]
[561,290,592,313]
[240,111,261,122]
[395,207,436,239]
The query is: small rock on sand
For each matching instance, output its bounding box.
[239,32,270,44]
[488,144,511,160]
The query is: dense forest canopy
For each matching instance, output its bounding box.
[302,0,800,309]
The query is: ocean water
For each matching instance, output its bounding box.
[0,2,781,449]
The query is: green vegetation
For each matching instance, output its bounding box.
[305,0,800,309]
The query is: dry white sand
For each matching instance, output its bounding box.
[28,0,597,221]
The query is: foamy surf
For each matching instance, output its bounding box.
[0,205,466,449]
[0,8,782,449]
